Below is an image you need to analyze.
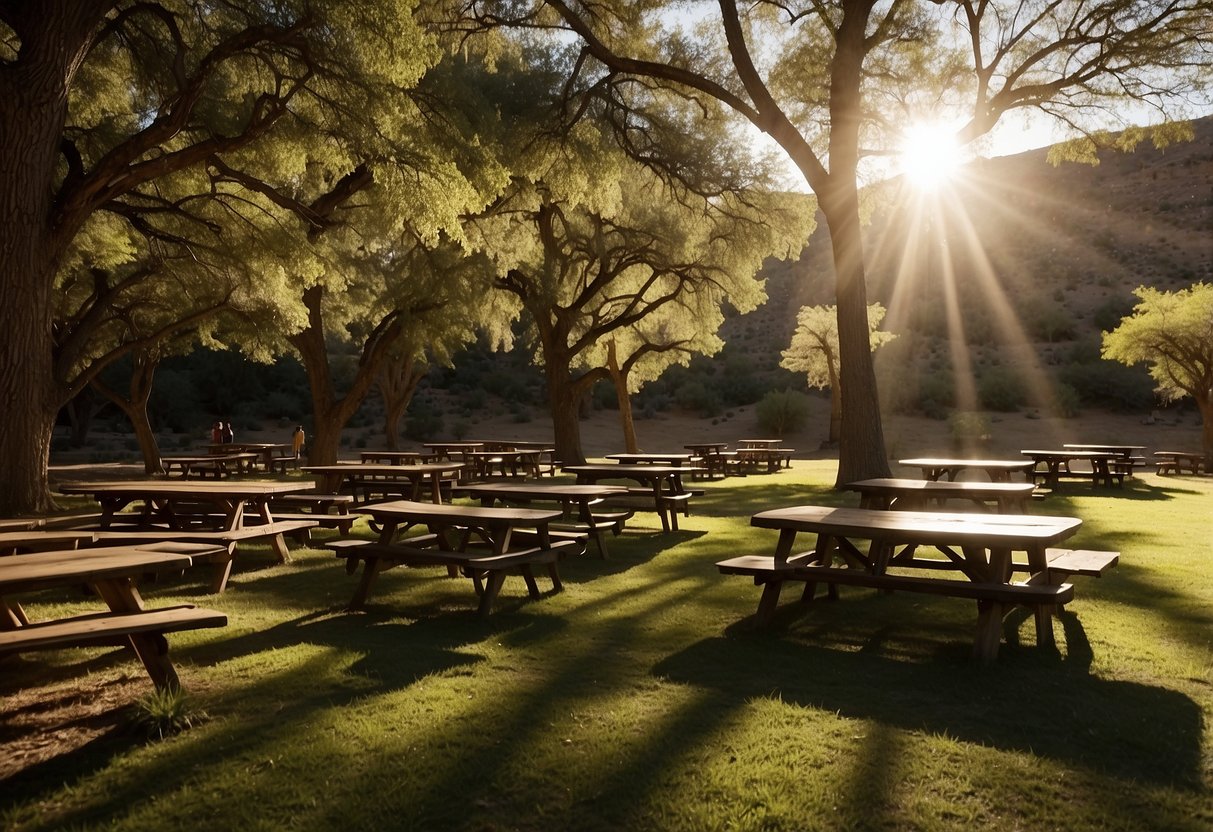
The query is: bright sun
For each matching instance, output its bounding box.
[898,123,962,189]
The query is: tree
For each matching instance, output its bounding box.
[459,0,1213,484]
[1102,283,1213,469]
[0,1,441,513]
[473,161,808,463]
[781,304,896,445]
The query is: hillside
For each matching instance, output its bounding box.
[725,115,1213,418]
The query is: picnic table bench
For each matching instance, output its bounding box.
[0,543,228,691]
[329,500,581,615]
[717,505,1106,662]
[1153,450,1204,475]
[304,462,464,505]
[162,453,259,478]
[207,442,298,472]
[266,493,356,535]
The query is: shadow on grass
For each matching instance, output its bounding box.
[652,609,1202,790]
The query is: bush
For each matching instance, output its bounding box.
[918,372,955,419]
[675,380,722,418]
[755,389,811,437]
[949,411,991,444]
[1058,361,1155,411]
[1050,383,1082,418]
[978,368,1026,412]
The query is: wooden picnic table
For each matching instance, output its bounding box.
[1062,443,1145,458]
[304,462,464,504]
[57,479,317,591]
[738,439,783,448]
[336,500,579,614]
[464,449,548,480]
[725,505,1087,661]
[163,453,259,478]
[1020,449,1121,488]
[0,529,98,554]
[359,450,441,465]
[898,458,1037,483]
[456,482,631,557]
[562,464,701,532]
[605,452,699,466]
[842,478,1036,513]
[684,442,729,455]
[0,543,228,690]
[422,442,485,460]
[1152,450,1204,475]
[207,442,296,471]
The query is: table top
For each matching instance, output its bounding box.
[304,462,464,476]
[751,505,1081,547]
[899,458,1037,470]
[59,479,312,498]
[207,443,292,452]
[163,453,258,463]
[0,545,199,594]
[1063,443,1145,452]
[843,478,1037,497]
[684,442,729,452]
[359,450,436,461]
[466,440,555,451]
[563,464,697,477]
[0,530,98,548]
[605,453,697,464]
[422,442,485,451]
[1153,450,1203,458]
[1021,449,1118,460]
[458,483,629,500]
[739,439,782,447]
[357,499,562,526]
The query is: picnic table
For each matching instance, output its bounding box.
[898,458,1037,483]
[719,505,1105,662]
[464,449,548,480]
[562,464,701,532]
[1020,449,1121,488]
[422,441,485,461]
[682,443,733,479]
[466,441,558,475]
[162,453,259,478]
[842,478,1036,513]
[457,482,631,557]
[207,442,297,472]
[359,450,441,465]
[56,479,318,592]
[605,452,699,466]
[0,543,228,690]
[0,529,97,554]
[1152,450,1204,475]
[738,439,783,448]
[303,462,464,505]
[331,500,580,615]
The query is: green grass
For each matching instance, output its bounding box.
[4,462,1212,830]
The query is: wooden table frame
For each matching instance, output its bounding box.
[745,505,1083,661]
[345,500,575,614]
[304,463,465,504]
[457,482,630,557]
[1152,450,1204,475]
[0,544,227,689]
[1020,449,1121,488]
[562,464,701,532]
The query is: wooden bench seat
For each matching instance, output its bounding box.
[1042,548,1119,579]
[0,604,227,690]
[717,554,1074,661]
[604,489,693,531]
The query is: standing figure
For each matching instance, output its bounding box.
[221,421,234,444]
[211,421,223,445]
[292,425,306,459]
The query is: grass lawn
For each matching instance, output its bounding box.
[2,461,1211,830]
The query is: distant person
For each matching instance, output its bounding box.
[221,421,234,444]
[211,421,223,445]
[292,425,306,458]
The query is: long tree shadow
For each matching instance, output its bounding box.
[651,612,1202,789]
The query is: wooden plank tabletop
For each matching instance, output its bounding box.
[0,546,198,594]
[751,505,1081,546]
[59,479,313,497]
[457,483,629,500]
[357,499,562,525]
[843,478,1036,497]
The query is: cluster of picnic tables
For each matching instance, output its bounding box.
[4,433,1201,698]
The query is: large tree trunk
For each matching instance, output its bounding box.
[606,340,639,453]
[377,354,425,451]
[0,5,108,514]
[818,2,890,486]
[545,358,585,465]
[291,286,403,467]
[1198,397,1213,472]
[92,350,165,475]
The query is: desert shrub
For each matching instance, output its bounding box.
[1050,383,1082,418]
[1093,296,1136,332]
[755,389,811,436]
[675,380,722,417]
[1058,362,1155,411]
[978,368,1026,411]
[918,372,955,419]
[949,411,991,443]
[1027,304,1077,342]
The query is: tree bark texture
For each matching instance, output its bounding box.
[377,355,425,451]
[92,350,165,475]
[0,4,111,514]
[606,340,639,453]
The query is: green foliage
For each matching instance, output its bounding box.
[978,368,1026,412]
[1050,383,1083,418]
[1102,283,1213,405]
[781,304,896,390]
[755,389,811,436]
[675,380,723,418]
[1025,301,1078,342]
[1094,296,1137,332]
[125,688,207,742]
[404,399,443,441]
[918,372,956,420]
[948,411,991,443]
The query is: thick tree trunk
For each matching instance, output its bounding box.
[92,351,165,475]
[0,4,111,514]
[606,340,639,453]
[377,354,425,451]
[1198,397,1213,472]
[545,358,585,465]
[828,387,842,446]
